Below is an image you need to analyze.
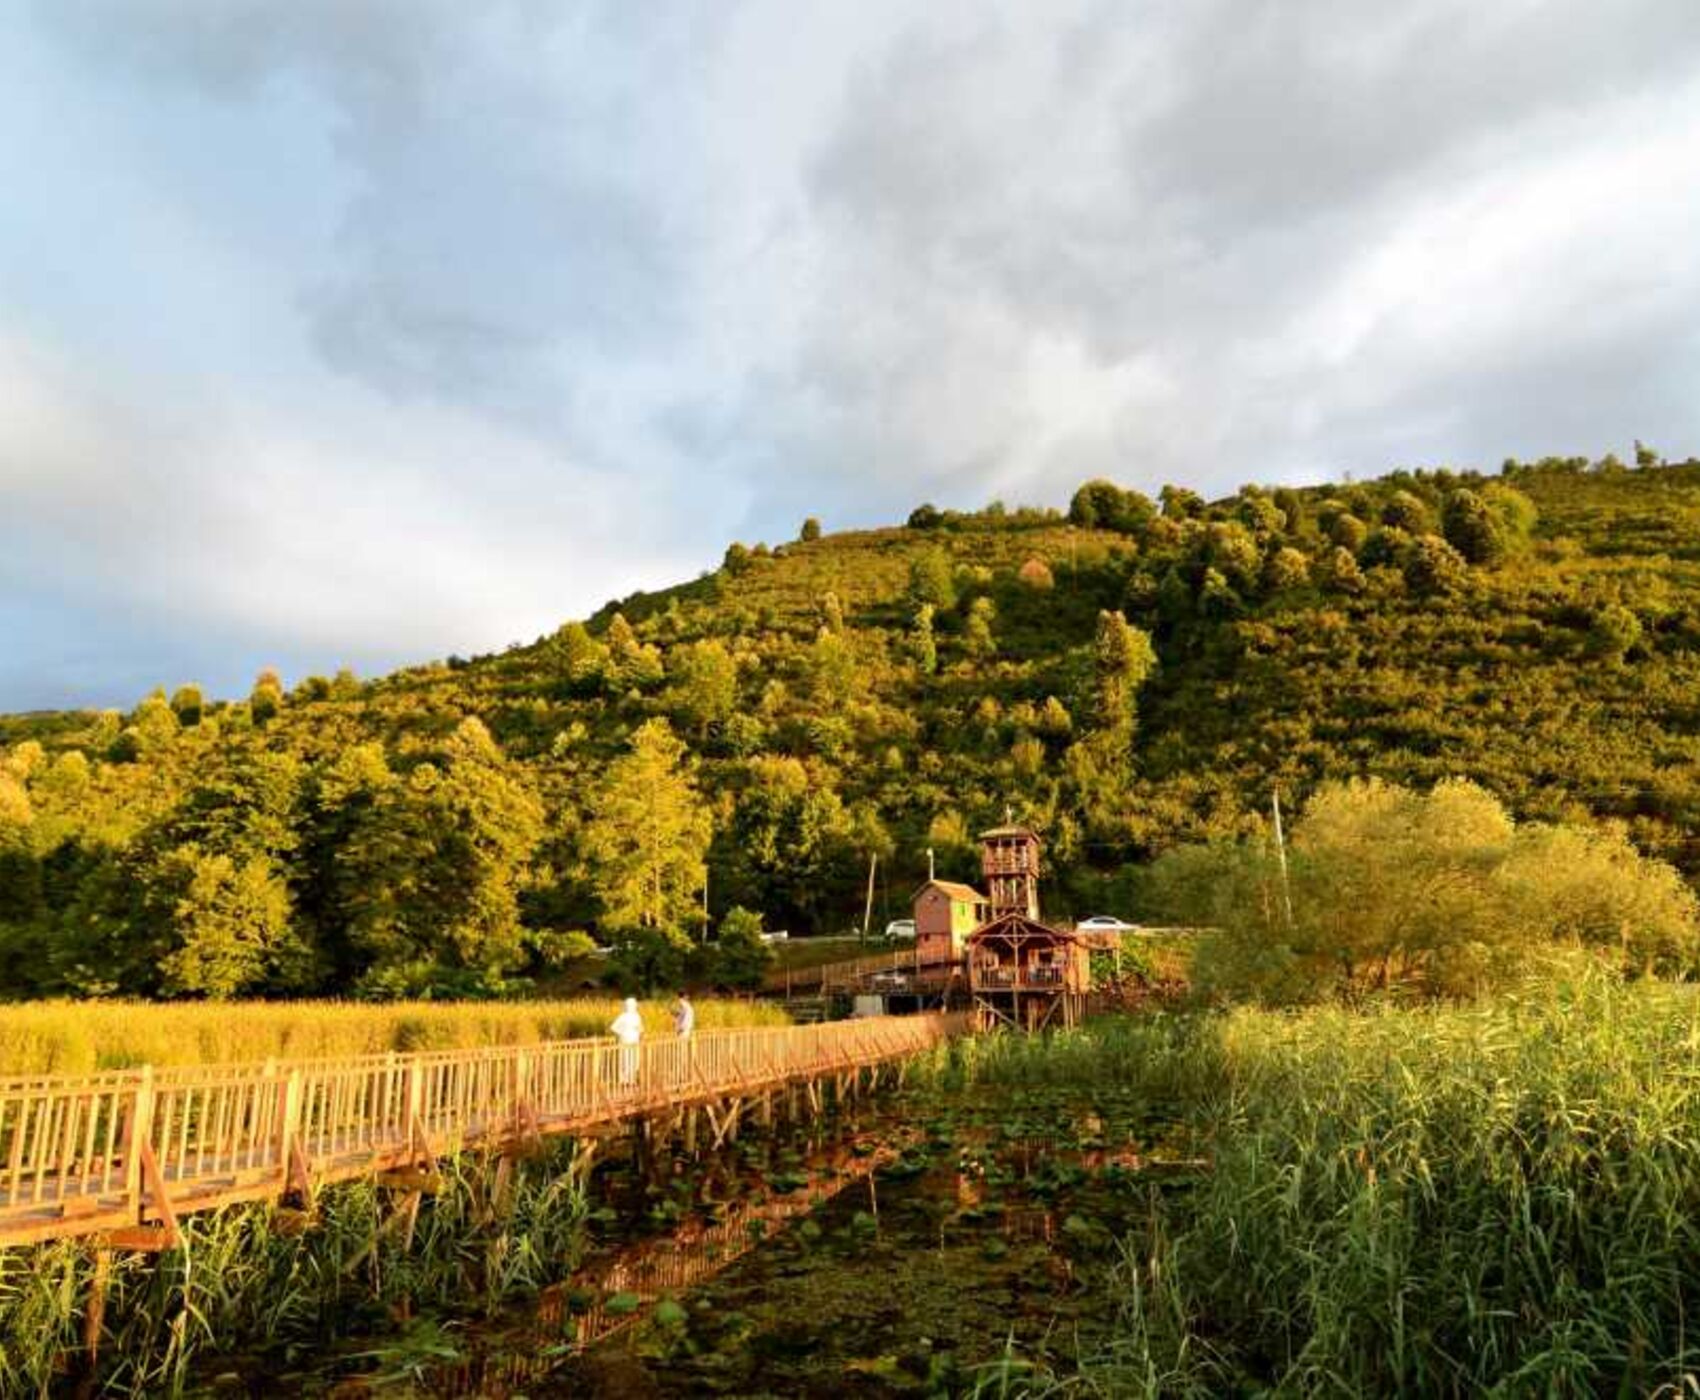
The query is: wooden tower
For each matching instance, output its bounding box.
[980,825,1041,920]
[967,825,1087,1031]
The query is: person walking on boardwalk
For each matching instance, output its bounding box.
[672,992,695,1040]
[610,997,643,1087]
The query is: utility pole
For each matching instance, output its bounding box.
[861,853,878,944]
[926,848,935,881]
[1272,791,1295,929]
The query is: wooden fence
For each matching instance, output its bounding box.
[0,1013,967,1248]
[763,948,932,996]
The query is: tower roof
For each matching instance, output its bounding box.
[978,824,1039,841]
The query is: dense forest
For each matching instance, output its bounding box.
[5,448,1700,1000]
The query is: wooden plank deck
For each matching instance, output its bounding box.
[0,1013,967,1248]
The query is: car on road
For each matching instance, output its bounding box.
[1074,915,1139,933]
[884,919,917,940]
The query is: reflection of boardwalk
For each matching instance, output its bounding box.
[0,1014,967,1248]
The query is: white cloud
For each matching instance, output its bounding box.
[2,0,1699,706]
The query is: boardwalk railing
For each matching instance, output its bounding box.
[764,948,936,995]
[0,1013,967,1248]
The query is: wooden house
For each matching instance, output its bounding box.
[965,825,1089,1030]
[911,879,989,967]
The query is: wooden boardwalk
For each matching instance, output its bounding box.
[0,1013,967,1249]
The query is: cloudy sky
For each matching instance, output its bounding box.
[3,1,1698,711]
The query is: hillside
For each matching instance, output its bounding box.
[5,451,1700,999]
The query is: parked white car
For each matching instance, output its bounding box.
[884,919,917,940]
[1075,915,1139,933]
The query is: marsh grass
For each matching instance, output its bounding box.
[0,997,788,1074]
[0,1137,596,1396]
[951,979,1700,1396]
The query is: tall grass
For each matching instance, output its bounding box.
[0,997,789,1074]
[0,1137,596,1396]
[959,980,1700,1396]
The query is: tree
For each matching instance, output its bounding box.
[1159,484,1205,520]
[668,639,738,737]
[1587,604,1642,662]
[606,613,663,689]
[1441,490,1508,565]
[1204,522,1261,593]
[907,503,943,529]
[910,604,938,676]
[1382,490,1433,534]
[1329,513,1369,553]
[724,756,865,933]
[964,596,997,661]
[1069,479,1156,535]
[158,848,294,998]
[1092,610,1157,736]
[707,905,774,989]
[1318,546,1366,594]
[1403,534,1467,596]
[250,670,284,724]
[800,517,822,542]
[170,684,205,727]
[580,719,711,944]
[132,692,180,754]
[722,542,752,575]
[907,549,957,611]
[338,719,544,993]
[1263,546,1310,592]
[549,621,608,694]
[1154,778,1700,1004]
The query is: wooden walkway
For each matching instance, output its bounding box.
[0,1013,967,1249]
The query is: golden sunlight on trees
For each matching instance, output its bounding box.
[1147,779,1699,1004]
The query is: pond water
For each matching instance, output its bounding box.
[459,1087,1190,1393]
[215,1083,1197,1396]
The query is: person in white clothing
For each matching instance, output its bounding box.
[610,997,643,1087]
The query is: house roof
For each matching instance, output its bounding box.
[979,824,1040,841]
[912,879,987,904]
[966,911,1079,944]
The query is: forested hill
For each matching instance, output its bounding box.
[5,451,1700,999]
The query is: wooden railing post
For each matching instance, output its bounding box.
[278,1067,303,1186]
[122,1067,155,1212]
[403,1060,424,1155]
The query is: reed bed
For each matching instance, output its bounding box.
[0,997,788,1075]
[956,980,1700,1396]
[0,1136,596,1396]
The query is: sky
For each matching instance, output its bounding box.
[3,1,1698,711]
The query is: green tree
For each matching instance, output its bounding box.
[158,848,294,998]
[249,670,284,724]
[580,719,711,944]
[1587,604,1642,662]
[1382,490,1434,534]
[340,719,544,993]
[668,639,738,737]
[1442,490,1508,564]
[549,621,608,694]
[800,516,822,542]
[1093,610,1157,736]
[1069,479,1156,535]
[1403,534,1467,596]
[606,613,664,689]
[910,604,938,676]
[964,596,997,661]
[907,549,957,611]
[170,684,205,727]
[707,905,774,989]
